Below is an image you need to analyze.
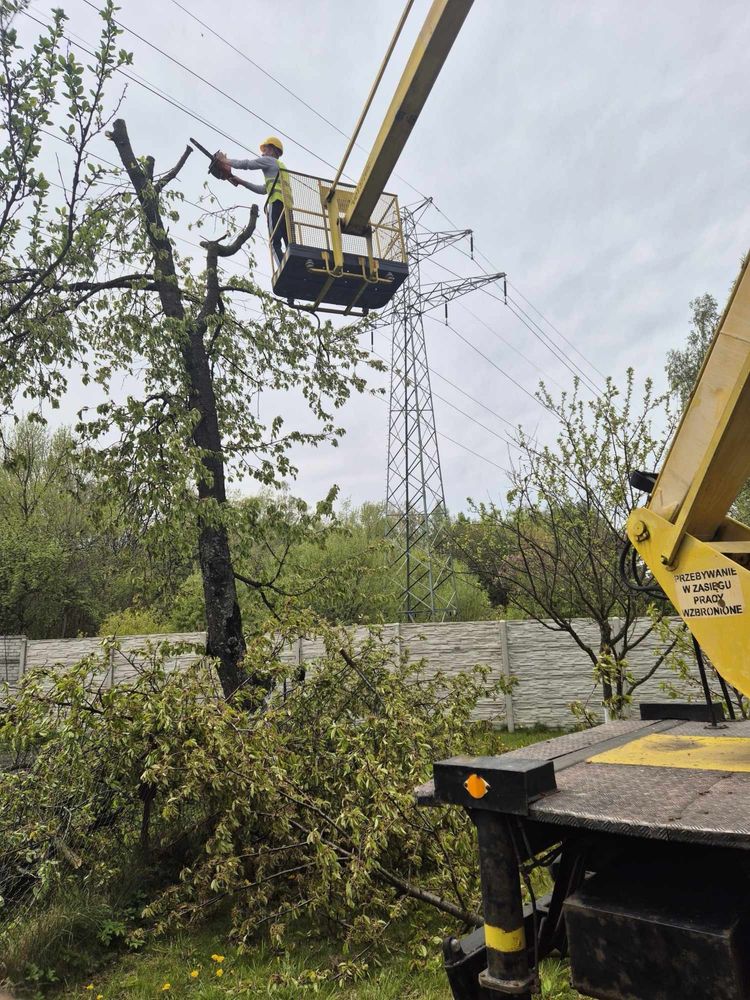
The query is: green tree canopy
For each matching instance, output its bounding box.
[0,418,114,636]
[168,497,494,632]
[2,8,381,692]
[466,371,676,718]
[665,293,719,406]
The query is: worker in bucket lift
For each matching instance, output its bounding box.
[214,137,290,265]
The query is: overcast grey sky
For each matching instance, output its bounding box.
[21,0,750,513]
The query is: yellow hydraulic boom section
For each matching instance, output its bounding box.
[627,252,750,697]
[268,0,474,315]
[342,0,474,237]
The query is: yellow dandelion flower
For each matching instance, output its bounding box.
[211,954,225,963]
[85,987,94,993]
[162,984,171,992]
[97,995,104,999]
[190,970,199,978]
[215,968,224,978]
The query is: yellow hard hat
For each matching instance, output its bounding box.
[261,136,284,154]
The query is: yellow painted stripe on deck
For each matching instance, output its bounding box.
[484,923,526,953]
[588,733,750,772]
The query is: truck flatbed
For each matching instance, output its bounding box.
[498,718,750,848]
[426,715,750,999]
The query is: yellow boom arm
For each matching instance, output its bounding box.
[341,0,474,237]
[627,252,750,696]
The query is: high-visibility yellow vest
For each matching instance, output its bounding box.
[266,159,291,206]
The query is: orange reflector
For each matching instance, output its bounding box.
[464,773,490,799]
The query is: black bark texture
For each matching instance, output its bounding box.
[109,118,260,698]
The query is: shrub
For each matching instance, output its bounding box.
[0,613,493,986]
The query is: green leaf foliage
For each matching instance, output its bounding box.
[0,417,115,636]
[465,371,675,717]
[0,0,131,412]
[0,615,494,986]
[170,497,494,632]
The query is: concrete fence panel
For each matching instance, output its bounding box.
[1,618,697,729]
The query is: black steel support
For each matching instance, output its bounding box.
[716,670,738,720]
[472,811,536,998]
[536,840,587,960]
[692,636,723,728]
[639,701,725,723]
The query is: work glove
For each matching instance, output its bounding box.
[208,151,233,180]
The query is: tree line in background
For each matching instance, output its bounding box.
[1,292,732,671]
[0,417,497,638]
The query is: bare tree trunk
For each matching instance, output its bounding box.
[599,619,614,709]
[109,118,254,698]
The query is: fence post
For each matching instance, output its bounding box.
[18,636,27,680]
[107,645,116,688]
[498,620,515,733]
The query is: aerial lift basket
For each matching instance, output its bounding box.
[267,170,408,316]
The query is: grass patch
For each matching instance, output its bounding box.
[53,922,587,999]
[52,922,452,999]
[497,727,569,751]
[44,727,586,1000]
[468,725,570,756]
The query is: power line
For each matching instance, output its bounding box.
[419,207,607,383]
[415,351,523,433]
[24,9,258,154]
[505,292,604,395]
[31,1,604,392]
[507,276,607,380]
[369,379,510,473]
[421,251,602,395]
[223,298,527,448]
[417,258,566,392]
[230,297,529,452]
[226,303,514,473]
[423,312,549,412]
[80,0,344,176]
[369,339,521,453]
[167,0,436,205]
[437,430,508,474]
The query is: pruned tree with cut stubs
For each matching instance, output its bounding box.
[468,371,678,719]
[3,5,380,697]
[87,118,376,697]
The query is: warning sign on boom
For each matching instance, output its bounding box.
[673,565,744,618]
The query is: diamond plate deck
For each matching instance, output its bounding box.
[513,719,750,848]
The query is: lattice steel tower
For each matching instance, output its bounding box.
[384,200,504,621]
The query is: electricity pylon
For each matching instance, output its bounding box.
[383,199,505,621]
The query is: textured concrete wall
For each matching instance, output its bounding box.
[273,618,693,727]
[1,619,692,728]
[508,619,602,729]
[22,633,207,687]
